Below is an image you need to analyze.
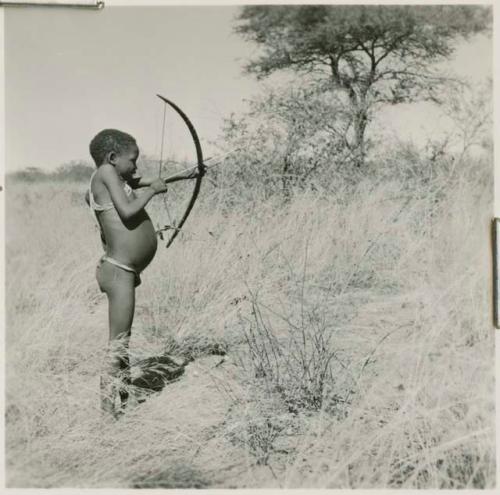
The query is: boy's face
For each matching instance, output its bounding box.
[113,144,139,180]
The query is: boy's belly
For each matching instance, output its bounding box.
[101,211,158,272]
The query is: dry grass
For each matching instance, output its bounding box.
[5,150,494,488]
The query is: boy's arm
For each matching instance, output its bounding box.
[128,176,154,189]
[164,167,201,184]
[100,166,166,220]
[129,168,201,188]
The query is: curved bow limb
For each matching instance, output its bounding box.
[156,94,206,248]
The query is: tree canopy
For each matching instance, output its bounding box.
[236,5,491,166]
[237,5,490,83]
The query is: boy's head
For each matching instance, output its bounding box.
[89,129,138,167]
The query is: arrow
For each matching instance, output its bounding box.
[162,148,239,182]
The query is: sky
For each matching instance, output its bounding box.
[3,4,493,172]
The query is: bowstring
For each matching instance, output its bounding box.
[158,102,167,177]
[158,101,174,236]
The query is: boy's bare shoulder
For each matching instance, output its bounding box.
[97,164,120,185]
[96,163,113,178]
[90,165,116,200]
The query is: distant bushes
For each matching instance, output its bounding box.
[51,162,95,182]
[8,161,94,183]
[8,157,164,184]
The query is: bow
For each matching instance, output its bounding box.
[156,94,206,248]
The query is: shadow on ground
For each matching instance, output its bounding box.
[132,463,210,488]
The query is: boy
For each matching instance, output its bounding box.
[87,129,198,418]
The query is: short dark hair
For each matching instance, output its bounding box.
[89,129,137,166]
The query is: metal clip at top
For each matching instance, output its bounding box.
[0,0,104,8]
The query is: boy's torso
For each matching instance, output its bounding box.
[90,170,158,272]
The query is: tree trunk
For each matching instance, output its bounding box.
[282,154,292,201]
[349,87,368,168]
[353,106,368,167]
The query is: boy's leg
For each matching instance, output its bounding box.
[108,276,135,407]
[97,261,136,416]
